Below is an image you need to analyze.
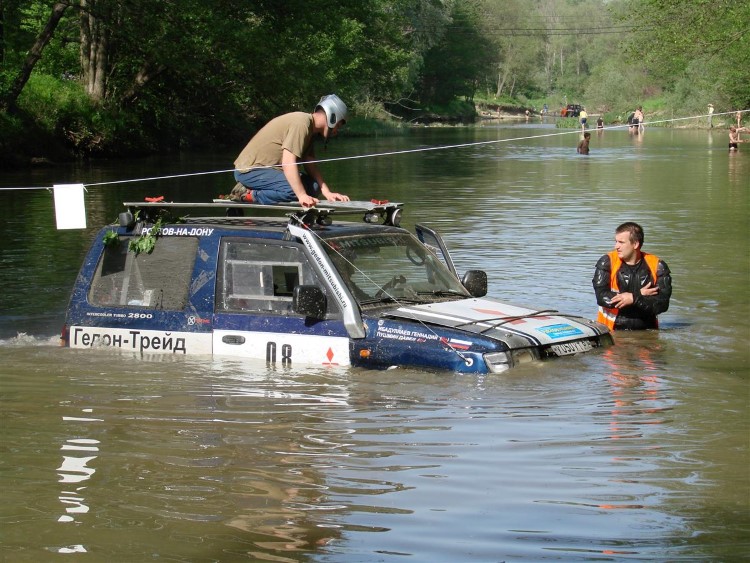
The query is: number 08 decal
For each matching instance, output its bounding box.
[266,341,292,365]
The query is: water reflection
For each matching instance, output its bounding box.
[189,362,352,558]
[602,337,671,443]
[727,148,749,186]
[55,407,102,557]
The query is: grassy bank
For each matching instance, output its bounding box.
[0,75,417,168]
[1,75,171,168]
[523,94,737,130]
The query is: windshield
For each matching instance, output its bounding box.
[322,232,469,305]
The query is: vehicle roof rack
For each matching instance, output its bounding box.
[122,199,403,227]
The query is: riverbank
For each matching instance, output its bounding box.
[0,111,407,170]
[1,98,736,170]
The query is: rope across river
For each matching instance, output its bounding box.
[0,109,747,193]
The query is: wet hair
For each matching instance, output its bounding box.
[616,222,644,246]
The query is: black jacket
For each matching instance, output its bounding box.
[593,253,672,330]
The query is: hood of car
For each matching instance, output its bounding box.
[385,297,605,347]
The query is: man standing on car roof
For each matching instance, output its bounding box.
[593,222,672,330]
[233,94,350,207]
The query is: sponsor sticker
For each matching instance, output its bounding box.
[439,337,473,350]
[375,325,439,344]
[538,323,584,339]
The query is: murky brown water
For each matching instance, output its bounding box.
[1,124,748,561]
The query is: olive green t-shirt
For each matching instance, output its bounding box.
[234,112,315,172]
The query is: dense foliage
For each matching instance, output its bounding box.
[1,0,748,164]
[616,0,750,115]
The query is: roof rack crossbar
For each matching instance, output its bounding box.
[122,200,404,226]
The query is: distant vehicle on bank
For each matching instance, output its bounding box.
[561,104,583,118]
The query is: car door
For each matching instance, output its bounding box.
[212,237,351,367]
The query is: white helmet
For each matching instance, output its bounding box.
[316,94,347,129]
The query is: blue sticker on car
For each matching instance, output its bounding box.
[538,324,584,339]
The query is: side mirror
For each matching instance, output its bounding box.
[292,285,327,319]
[461,270,487,297]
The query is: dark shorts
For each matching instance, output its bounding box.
[729,142,738,149]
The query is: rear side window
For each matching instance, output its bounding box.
[89,237,198,310]
[218,239,337,316]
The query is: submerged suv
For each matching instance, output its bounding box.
[61,201,612,373]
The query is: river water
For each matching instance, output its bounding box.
[1,123,748,561]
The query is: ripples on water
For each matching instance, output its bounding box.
[1,126,748,560]
[1,335,743,561]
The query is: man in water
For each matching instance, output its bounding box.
[633,106,645,133]
[593,222,672,330]
[232,94,350,207]
[729,125,749,151]
[577,132,591,155]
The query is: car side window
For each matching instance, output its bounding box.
[89,237,198,310]
[218,239,339,317]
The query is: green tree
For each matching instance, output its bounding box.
[0,1,70,112]
[479,0,544,99]
[416,0,492,105]
[617,0,750,109]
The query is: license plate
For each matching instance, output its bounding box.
[549,340,593,356]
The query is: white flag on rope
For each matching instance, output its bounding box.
[53,184,87,229]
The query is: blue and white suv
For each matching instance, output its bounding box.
[61,201,612,373]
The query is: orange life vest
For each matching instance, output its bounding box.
[597,251,660,329]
